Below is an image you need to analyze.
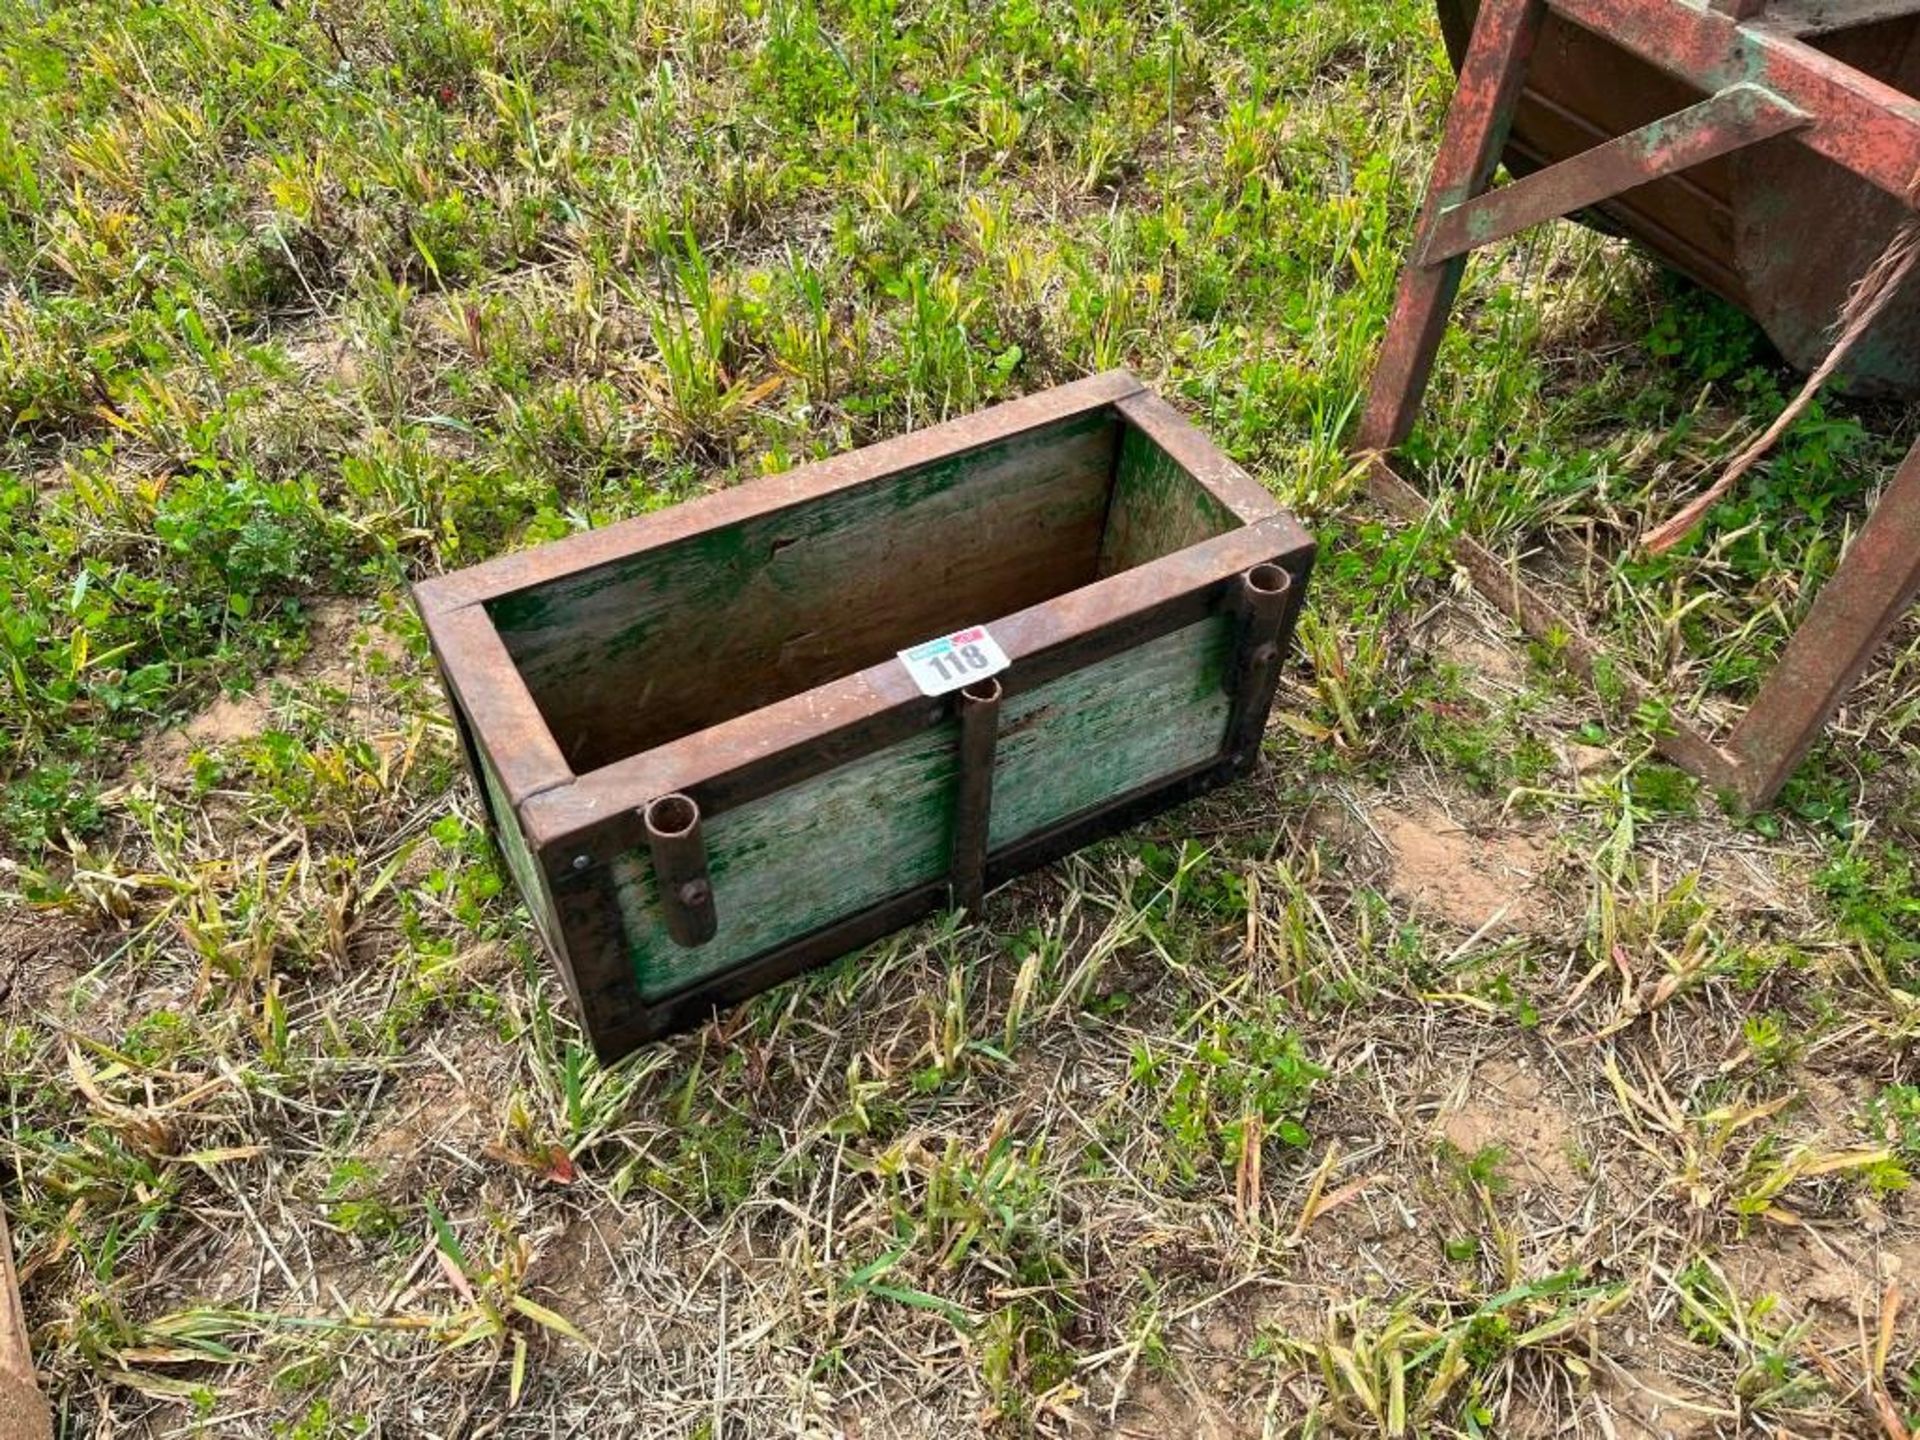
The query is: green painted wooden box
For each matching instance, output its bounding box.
[415,372,1313,1060]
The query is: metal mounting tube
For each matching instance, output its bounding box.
[949,678,1003,916]
[1225,563,1293,767]
[643,793,718,947]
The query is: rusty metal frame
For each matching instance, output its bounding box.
[418,372,1314,1056]
[1359,0,1920,809]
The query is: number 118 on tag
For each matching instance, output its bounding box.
[897,625,1011,697]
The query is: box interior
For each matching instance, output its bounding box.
[486,407,1242,772]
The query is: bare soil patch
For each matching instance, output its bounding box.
[1376,800,1554,934]
[1591,1355,1726,1439]
[1429,611,1531,694]
[1105,1375,1261,1440]
[134,598,409,781]
[0,908,90,1015]
[1719,1224,1917,1350]
[1439,1055,1584,1197]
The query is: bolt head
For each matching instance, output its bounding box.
[572,854,591,871]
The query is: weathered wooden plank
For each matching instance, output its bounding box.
[490,413,1120,770]
[615,724,959,1000]
[473,737,565,960]
[415,371,1146,613]
[1096,424,1239,577]
[424,604,572,808]
[988,616,1233,849]
[1111,392,1285,526]
[611,615,1233,1003]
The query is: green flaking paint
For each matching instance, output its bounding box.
[487,411,1121,767]
[617,722,960,1000]
[475,737,563,957]
[613,614,1233,1002]
[1097,424,1238,576]
[485,411,1114,637]
[987,616,1232,849]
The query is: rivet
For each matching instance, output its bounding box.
[572,854,592,871]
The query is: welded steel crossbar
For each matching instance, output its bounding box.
[1360,0,1920,808]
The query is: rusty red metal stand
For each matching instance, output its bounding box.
[1361,0,1920,809]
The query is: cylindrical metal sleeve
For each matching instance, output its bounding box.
[950,677,1003,915]
[643,793,718,948]
[1224,563,1293,767]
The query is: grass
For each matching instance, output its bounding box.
[3,0,1920,1435]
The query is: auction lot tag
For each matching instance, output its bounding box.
[897,625,1010,697]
